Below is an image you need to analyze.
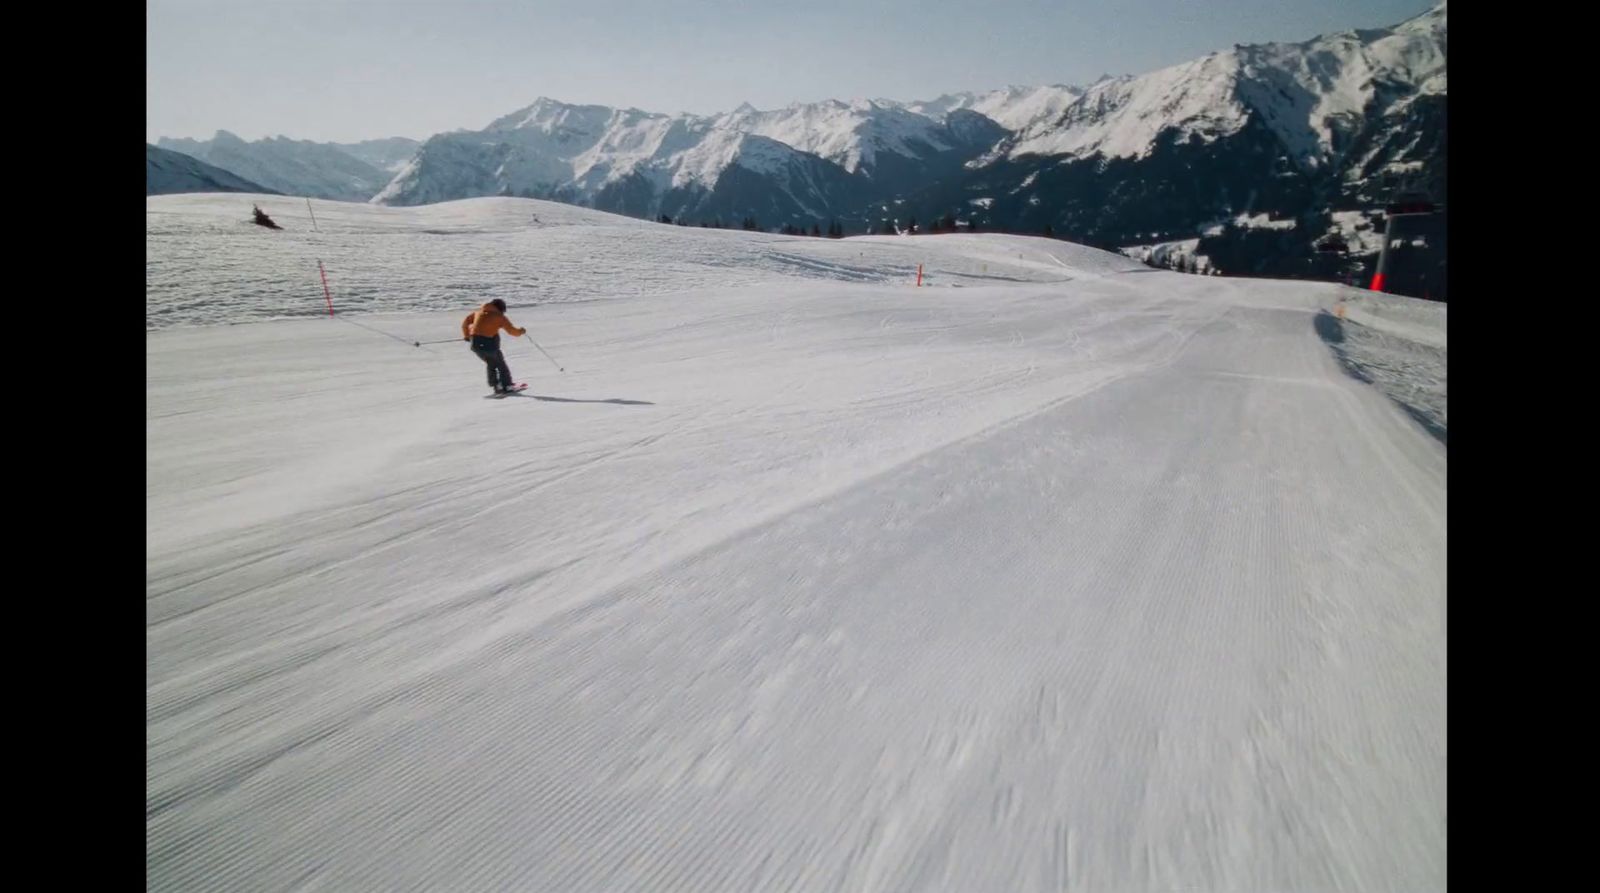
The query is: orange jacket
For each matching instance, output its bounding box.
[462,303,526,339]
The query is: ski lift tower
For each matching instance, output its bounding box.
[1369,183,1446,301]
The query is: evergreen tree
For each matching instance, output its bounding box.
[1043,223,1054,238]
[811,222,821,237]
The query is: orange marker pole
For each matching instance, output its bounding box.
[318,260,335,317]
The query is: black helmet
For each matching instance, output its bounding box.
[490,299,507,312]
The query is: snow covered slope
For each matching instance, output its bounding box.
[148,194,1445,891]
[146,144,273,195]
[148,193,1129,328]
[1323,291,1446,440]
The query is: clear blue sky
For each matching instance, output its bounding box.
[147,0,1436,144]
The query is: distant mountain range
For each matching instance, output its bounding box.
[155,132,420,201]
[149,2,1445,280]
[147,144,274,195]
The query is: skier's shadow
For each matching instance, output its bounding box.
[523,394,655,406]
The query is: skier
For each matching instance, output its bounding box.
[461,299,527,394]
[251,204,281,230]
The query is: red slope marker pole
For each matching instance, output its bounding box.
[318,260,335,317]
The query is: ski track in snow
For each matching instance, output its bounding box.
[147,194,1445,892]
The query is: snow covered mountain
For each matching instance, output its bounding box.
[374,100,860,222]
[368,87,1075,217]
[157,131,402,201]
[706,99,1007,203]
[371,1,1442,254]
[902,1,1445,275]
[374,96,1003,224]
[998,2,1444,175]
[711,99,955,176]
[146,144,274,195]
[331,137,422,175]
[598,128,865,223]
[902,84,1086,134]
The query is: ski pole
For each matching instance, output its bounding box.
[526,334,565,372]
[414,338,463,346]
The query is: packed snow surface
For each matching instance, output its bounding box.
[148,194,1445,891]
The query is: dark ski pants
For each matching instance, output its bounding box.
[470,336,513,389]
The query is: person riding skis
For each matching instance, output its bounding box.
[461,299,526,394]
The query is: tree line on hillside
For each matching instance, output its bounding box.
[650,210,1122,246]
[656,214,849,237]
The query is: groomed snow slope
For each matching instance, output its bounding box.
[147,194,1140,330]
[148,195,1445,891]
